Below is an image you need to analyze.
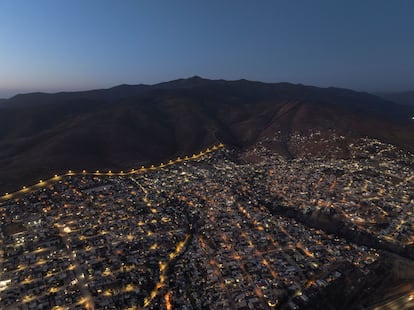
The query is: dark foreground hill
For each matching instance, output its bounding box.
[1,77,413,193]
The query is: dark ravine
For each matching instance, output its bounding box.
[258,201,414,310]
[262,201,414,260]
[304,256,394,310]
[225,170,414,309]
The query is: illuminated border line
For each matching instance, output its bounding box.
[1,143,225,201]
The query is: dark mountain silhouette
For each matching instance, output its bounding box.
[3,84,150,107]
[1,76,213,108]
[1,77,413,194]
[375,91,414,106]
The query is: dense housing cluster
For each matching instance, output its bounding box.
[1,135,413,309]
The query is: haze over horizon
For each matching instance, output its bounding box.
[1,0,414,98]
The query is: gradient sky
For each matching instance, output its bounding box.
[1,0,413,98]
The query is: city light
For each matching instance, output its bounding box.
[2,140,408,309]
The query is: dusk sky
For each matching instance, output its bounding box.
[1,0,413,98]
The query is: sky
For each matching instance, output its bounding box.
[0,0,413,98]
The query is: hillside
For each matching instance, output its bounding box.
[375,91,414,107]
[1,77,413,194]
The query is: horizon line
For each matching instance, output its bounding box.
[2,76,411,99]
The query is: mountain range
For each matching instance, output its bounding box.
[1,76,413,194]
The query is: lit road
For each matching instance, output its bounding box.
[142,234,191,309]
[0,144,224,201]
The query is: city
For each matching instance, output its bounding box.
[1,1,414,309]
[1,133,413,309]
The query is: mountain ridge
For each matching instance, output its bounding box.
[3,76,372,107]
[0,77,413,194]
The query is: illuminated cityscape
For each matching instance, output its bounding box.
[1,135,413,309]
[1,1,414,309]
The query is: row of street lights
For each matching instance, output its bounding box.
[1,144,225,200]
